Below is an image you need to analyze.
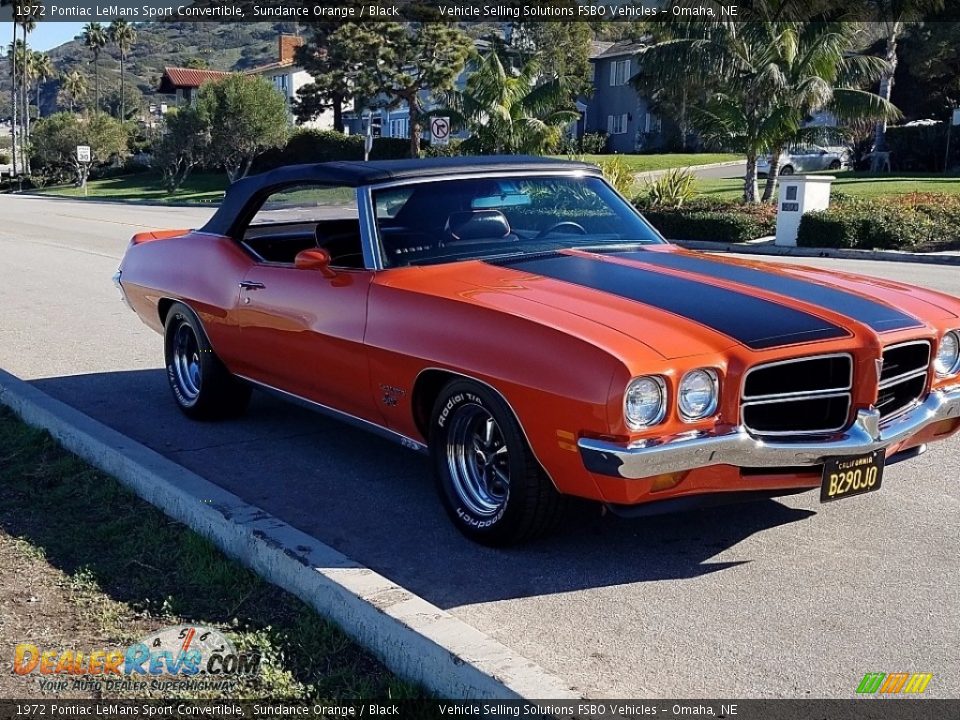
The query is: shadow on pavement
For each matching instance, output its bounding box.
[33,369,816,609]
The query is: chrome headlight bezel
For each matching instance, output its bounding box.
[935,330,960,377]
[678,368,720,421]
[624,375,667,430]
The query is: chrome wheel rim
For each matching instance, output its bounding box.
[172,322,202,402]
[446,403,510,517]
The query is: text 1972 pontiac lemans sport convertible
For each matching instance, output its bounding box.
[116,157,960,545]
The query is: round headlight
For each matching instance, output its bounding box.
[625,376,666,429]
[935,331,960,376]
[678,368,719,420]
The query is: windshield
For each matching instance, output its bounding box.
[372,175,663,268]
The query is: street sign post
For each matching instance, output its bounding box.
[430,117,450,146]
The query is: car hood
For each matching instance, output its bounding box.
[391,247,958,360]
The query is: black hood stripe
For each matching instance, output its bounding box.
[488,254,848,350]
[614,250,921,333]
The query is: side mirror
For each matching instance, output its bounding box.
[294,248,337,278]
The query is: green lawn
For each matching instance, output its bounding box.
[36,173,228,204]
[554,153,743,172]
[696,171,960,201]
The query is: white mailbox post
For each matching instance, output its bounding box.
[774,175,834,247]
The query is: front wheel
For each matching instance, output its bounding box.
[163,302,251,420]
[779,164,795,176]
[828,160,842,170]
[430,380,566,545]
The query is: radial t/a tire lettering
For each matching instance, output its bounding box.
[429,380,567,545]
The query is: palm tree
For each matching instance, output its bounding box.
[61,70,88,112]
[82,22,107,112]
[29,51,54,120]
[16,0,39,173]
[637,12,899,202]
[8,1,19,174]
[108,19,136,120]
[436,52,580,155]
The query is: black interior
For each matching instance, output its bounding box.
[241,219,365,269]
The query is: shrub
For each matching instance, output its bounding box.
[633,198,776,243]
[422,137,464,158]
[642,168,697,209]
[597,155,635,197]
[251,129,411,173]
[0,150,9,165]
[580,132,608,154]
[884,124,956,172]
[797,194,960,251]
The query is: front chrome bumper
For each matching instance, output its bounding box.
[579,387,960,479]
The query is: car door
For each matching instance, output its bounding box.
[231,183,381,422]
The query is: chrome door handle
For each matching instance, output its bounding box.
[239,281,266,290]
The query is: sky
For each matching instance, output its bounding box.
[1,22,85,53]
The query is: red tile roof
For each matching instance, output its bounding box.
[158,67,232,94]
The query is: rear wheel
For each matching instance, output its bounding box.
[779,164,795,176]
[430,380,566,545]
[828,159,842,170]
[163,303,251,420]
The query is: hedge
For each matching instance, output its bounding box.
[797,194,960,251]
[884,124,957,172]
[636,199,777,244]
[251,129,410,173]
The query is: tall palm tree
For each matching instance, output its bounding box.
[16,0,39,173]
[82,22,107,112]
[61,70,88,112]
[29,51,54,120]
[108,19,136,120]
[8,1,19,174]
[436,52,580,155]
[637,11,899,202]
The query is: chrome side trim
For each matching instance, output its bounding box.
[238,375,428,454]
[579,386,960,479]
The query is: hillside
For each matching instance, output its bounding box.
[1,21,297,117]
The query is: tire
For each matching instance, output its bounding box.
[828,160,842,170]
[779,165,795,176]
[430,380,566,545]
[163,302,251,420]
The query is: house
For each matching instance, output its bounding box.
[246,34,334,130]
[157,67,232,107]
[583,39,666,153]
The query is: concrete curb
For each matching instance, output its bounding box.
[673,239,960,267]
[14,190,220,209]
[0,368,580,701]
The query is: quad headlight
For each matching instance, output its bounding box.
[678,368,720,421]
[625,375,667,429]
[935,331,960,376]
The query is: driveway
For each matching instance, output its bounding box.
[0,193,957,698]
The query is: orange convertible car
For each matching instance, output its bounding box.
[116,157,960,544]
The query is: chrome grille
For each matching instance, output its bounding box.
[741,354,853,436]
[877,341,930,419]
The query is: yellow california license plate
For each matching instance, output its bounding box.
[820,449,886,502]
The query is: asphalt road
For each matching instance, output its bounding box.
[1,193,957,698]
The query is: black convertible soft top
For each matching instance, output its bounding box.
[200,155,602,236]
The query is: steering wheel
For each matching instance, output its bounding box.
[536,221,587,239]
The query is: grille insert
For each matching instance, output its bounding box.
[741,354,853,436]
[878,341,930,419]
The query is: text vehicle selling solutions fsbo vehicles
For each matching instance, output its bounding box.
[115,157,960,544]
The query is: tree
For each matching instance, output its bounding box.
[31,111,128,187]
[510,22,595,97]
[893,11,960,121]
[637,10,899,202]
[331,23,474,157]
[60,70,88,112]
[295,19,360,132]
[153,107,208,192]
[82,23,107,112]
[17,0,38,172]
[436,52,580,155]
[195,74,289,182]
[7,0,19,174]
[29,51,53,120]
[108,20,136,120]
[866,0,944,151]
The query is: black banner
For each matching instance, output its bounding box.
[1,700,959,720]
